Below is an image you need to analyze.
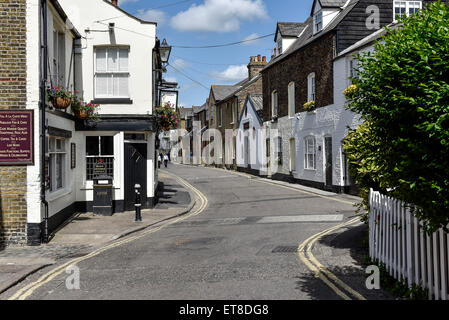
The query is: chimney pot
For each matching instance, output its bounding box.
[262,56,266,62]
[257,54,261,62]
[111,0,118,6]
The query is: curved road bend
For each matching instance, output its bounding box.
[9,164,389,300]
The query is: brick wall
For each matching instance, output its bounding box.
[262,32,335,122]
[0,0,28,245]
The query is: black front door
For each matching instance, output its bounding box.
[325,137,333,189]
[124,143,147,211]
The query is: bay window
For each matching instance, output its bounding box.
[95,47,130,98]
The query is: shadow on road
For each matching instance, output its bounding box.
[156,182,191,209]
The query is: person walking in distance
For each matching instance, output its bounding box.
[157,154,162,169]
[163,154,169,168]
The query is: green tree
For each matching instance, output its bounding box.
[344,1,449,232]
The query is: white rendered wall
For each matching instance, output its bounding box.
[58,0,156,115]
[236,101,264,172]
[26,0,42,224]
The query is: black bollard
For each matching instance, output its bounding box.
[135,183,142,222]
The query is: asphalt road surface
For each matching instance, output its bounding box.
[8,165,391,300]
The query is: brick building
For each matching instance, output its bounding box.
[261,0,440,193]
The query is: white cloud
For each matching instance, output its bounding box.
[171,0,267,33]
[171,58,190,69]
[164,77,178,83]
[242,33,261,45]
[119,0,139,5]
[211,65,247,82]
[136,9,167,25]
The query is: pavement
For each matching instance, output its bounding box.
[0,170,194,296]
[0,164,393,300]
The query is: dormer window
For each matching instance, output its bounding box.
[394,1,422,20]
[314,11,323,33]
[277,38,283,55]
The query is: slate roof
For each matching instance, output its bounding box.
[219,73,263,104]
[264,0,359,72]
[193,103,207,114]
[211,85,239,101]
[276,22,306,40]
[320,0,347,7]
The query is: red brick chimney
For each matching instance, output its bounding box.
[111,0,118,6]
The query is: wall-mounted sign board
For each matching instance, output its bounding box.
[160,89,178,111]
[0,110,34,165]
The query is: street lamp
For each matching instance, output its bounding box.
[159,38,172,64]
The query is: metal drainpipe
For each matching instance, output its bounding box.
[41,0,49,244]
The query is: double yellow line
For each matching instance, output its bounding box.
[9,171,208,300]
[297,217,366,300]
[209,166,367,300]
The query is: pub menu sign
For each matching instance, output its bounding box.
[0,110,34,165]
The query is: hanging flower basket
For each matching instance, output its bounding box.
[155,102,180,131]
[71,96,100,121]
[51,97,72,109]
[74,109,89,120]
[47,86,73,110]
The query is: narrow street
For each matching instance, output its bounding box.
[4,165,392,300]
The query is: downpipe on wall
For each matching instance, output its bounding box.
[40,0,49,244]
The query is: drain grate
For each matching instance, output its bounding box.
[272,246,298,253]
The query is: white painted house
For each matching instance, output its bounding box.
[236,95,265,174]
[24,0,162,244]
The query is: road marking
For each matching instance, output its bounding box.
[202,166,366,300]
[298,217,367,300]
[9,171,208,300]
[257,214,344,224]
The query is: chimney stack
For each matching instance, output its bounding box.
[111,0,118,6]
[247,54,268,79]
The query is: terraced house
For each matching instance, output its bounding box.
[261,0,440,194]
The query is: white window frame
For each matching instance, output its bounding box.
[94,47,130,99]
[289,138,296,172]
[307,73,316,102]
[231,101,236,124]
[314,11,323,33]
[271,90,278,118]
[217,105,222,127]
[394,1,422,20]
[349,58,359,83]
[288,82,295,117]
[304,136,316,170]
[48,137,67,192]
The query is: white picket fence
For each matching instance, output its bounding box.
[369,189,449,300]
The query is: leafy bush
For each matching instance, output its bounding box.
[344,1,449,232]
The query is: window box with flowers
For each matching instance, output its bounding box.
[155,102,180,132]
[71,96,99,121]
[47,86,73,110]
[303,100,316,113]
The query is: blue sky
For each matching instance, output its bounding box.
[118,0,315,108]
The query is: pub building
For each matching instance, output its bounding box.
[0,0,167,246]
